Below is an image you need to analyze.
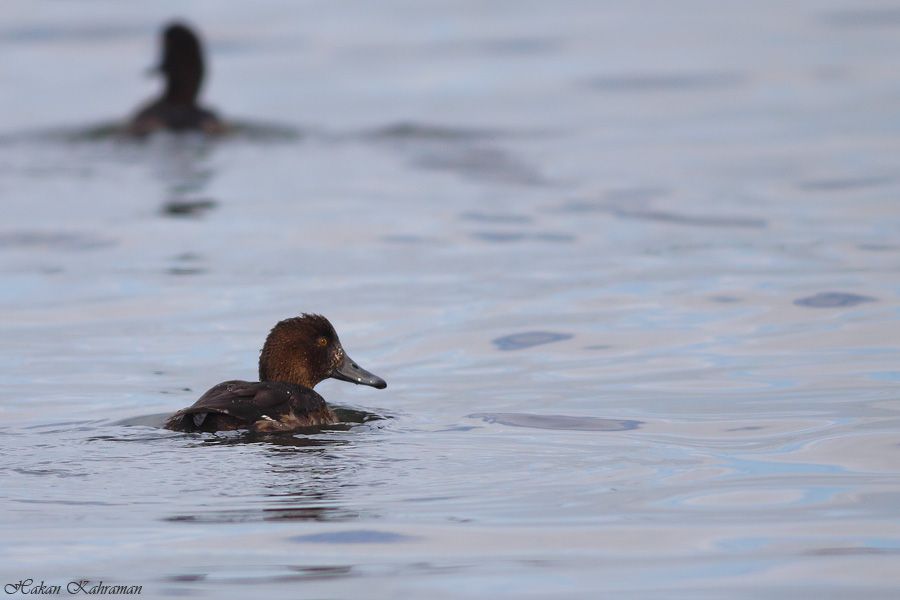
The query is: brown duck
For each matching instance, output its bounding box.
[165,314,386,433]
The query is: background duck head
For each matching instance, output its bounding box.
[154,22,206,107]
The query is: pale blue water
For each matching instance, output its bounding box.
[1,1,899,598]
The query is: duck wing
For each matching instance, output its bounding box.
[164,380,306,432]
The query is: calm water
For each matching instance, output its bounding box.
[2,1,900,598]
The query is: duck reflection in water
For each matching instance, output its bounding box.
[166,432,370,524]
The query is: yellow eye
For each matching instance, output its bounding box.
[316,337,328,347]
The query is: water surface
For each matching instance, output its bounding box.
[1,1,899,598]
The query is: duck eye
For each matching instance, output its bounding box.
[316,337,328,347]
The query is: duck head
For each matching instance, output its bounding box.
[154,22,205,106]
[259,314,387,390]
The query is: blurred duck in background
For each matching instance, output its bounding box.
[129,22,225,135]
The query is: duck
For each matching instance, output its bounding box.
[129,22,226,135]
[165,314,386,433]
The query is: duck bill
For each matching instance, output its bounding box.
[331,354,387,389]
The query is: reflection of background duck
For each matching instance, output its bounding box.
[129,22,225,135]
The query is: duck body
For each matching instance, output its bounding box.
[164,380,335,433]
[130,101,223,136]
[164,314,386,434]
